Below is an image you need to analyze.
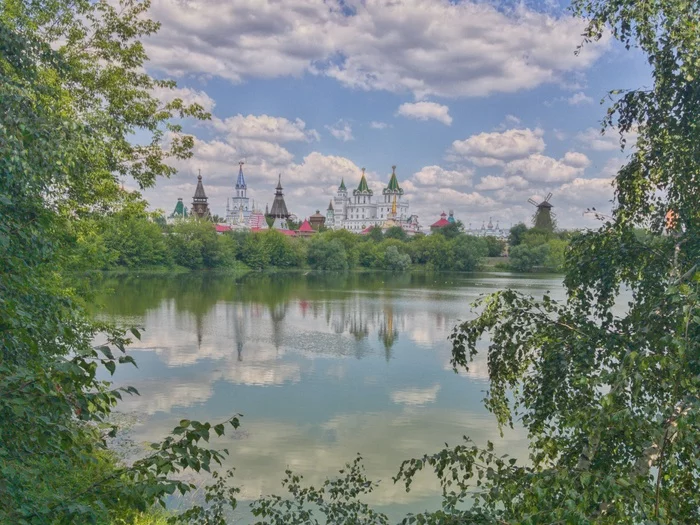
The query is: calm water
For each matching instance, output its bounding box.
[95,271,565,521]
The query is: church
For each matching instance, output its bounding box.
[326,166,420,234]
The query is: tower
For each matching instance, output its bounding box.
[326,200,335,228]
[334,178,348,226]
[383,165,405,220]
[191,171,211,219]
[267,174,291,229]
[227,161,251,226]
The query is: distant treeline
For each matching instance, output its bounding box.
[68,202,569,273]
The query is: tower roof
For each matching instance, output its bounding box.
[269,174,290,218]
[170,198,188,218]
[355,168,371,193]
[386,165,401,192]
[339,178,346,191]
[193,172,208,201]
[327,199,334,211]
[235,161,246,190]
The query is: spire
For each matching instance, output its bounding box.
[356,168,370,192]
[194,170,207,200]
[391,193,397,217]
[339,178,347,191]
[235,161,246,190]
[327,199,334,211]
[269,174,290,218]
[386,165,401,192]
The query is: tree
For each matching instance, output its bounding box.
[0,1,240,522]
[508,222,528,246]
[432,221,464,240]
[307,238,349,271]
[382,245,411,272]
[483,236,506,257]
[367,225,384,242]
[383,225,408,241]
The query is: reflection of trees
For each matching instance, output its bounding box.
[94,271,471,360]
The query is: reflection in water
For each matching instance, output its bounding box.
[95,271,565,521]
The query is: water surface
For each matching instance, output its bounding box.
[96,272,564,520]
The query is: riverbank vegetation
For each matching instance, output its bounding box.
[2,0,698,523]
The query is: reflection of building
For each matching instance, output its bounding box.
[465,217,508,239]
[326,166,419,234]
[379,305,398,361]
[191,172,211,219]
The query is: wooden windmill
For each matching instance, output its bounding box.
[528,193,556,231]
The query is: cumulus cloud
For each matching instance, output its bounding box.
[396,102,452,125]
[576,127,637,151]
[504,152,587,183]
[144,0,609,99]
[411,165,473,187]
[568,91,594,105]
[326,120,354,141]
[151,85,217,112]
[561,151,591,168]
[475,175,528,191]
[213,114,319,142]
[449,128,546,166]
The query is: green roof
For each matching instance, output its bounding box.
[357,169,369,192]
[339,178,346,191]
[386,165,401,192]
[170,198,188,218]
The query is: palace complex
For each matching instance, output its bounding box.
[170,163,512,239]
[326,166,420,234]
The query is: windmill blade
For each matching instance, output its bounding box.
[545,192,553,202]
[528,198,539,206]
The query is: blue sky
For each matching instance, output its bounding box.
[136,0,649,229]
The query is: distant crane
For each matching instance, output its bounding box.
[528,192,556,231]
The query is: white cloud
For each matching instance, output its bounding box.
[568,91,594,105]
[411,165,473,187]
[144,0,609,99]
[475,175,529,191]
[370,121,390,129]
[504,114,521,126]
[151,85,216,112]
[561,151,591,168]
[288,152,362,184]
[449,128,545,166]
[504,153,585,183]
[390,385,441,406]
[213,114,319,143]
[396,102,452,126]
[325,120,354,142]
[576,127,637,151]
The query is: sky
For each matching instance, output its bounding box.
[134,0,650,230]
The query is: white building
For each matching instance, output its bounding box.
[465,217,509,239]
[326,166,419,234]
[225,161,251,227]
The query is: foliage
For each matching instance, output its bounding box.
[0,0,242,522]
[168,219,234,270]
[432,221,464,240]
[251,456,389,525]
[508,243,549,272]
[382,245,411,272]
[483,236,505,257]
[508,223,528,247]
[383,225,408,241]
[307,238,349,271]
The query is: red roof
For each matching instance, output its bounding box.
[298,219,314,232]
[278,229,296,236]
[360,226,374,234]
[215,224,232,232]
[430,218,450,228]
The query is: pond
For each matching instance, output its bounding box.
[94,271,565,521]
